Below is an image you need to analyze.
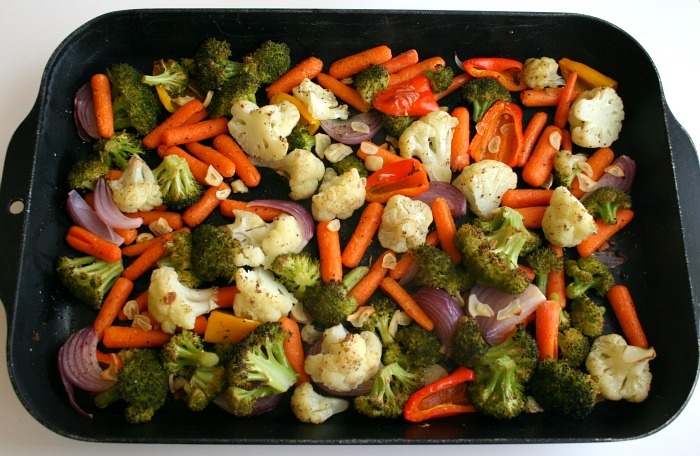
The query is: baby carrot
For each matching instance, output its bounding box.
[522,125,562,188]
[501,189,553,208]
[380,49,419,74]
[554,71,578,129]
[161,117,230,147]
[93,276,134,341]
[212,134,261,187]
[120,228,188,257]
[329,45,392,79]
[266,56,324,98]
[65,225,122,263]
[390,231,439,281]
[185,141,236,178]
[435,72,472,102]
[349,250,392,306]
[545,245,566,308]
[219,199,284,221]
[432,197,461,264]
[317,220,343,283]
[90,74,114,139]
[113,227,138,245]
[341,202,384,268]
[316,73,371,113]
[519,87,578,107]
[570,147,616,198]
[278,316,312,385]
[561,128,573,153]
[158,145,216,185]
[102,326,171,349]
[450,106,470,171]
[513,206,548,229]
[388,56,446,86]
[380,276,434,331]
[215,285,239,308]
[121,238,168,282]
[518,111,549,167]
[536,299,560,360]
[142,99,205,149]
[182,182,231,227]
[356,141,403,167]
[607,285,648,349]
[126,210,183,230]
[577,209,635,258]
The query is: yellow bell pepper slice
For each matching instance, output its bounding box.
[203,310,261,344]
[270,92,321,134]
[558,58,618,93]
[155,84,177,113]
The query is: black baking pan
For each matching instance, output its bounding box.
[1,9,699,444]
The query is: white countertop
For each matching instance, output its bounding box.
[1,1,698,455]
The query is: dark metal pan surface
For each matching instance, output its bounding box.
[1,9,698,444]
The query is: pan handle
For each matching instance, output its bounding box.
[0,103,39,322]
[665,104,700,329]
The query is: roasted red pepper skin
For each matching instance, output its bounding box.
[404,366,476,423]
[372,75,440,116]
[463,57,528,91]
[365,158,429,203]
[468,100,524,168]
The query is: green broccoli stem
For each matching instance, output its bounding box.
[490,232,527,269]
[342,266,370,290]
[246,342,297,392]
[533,273,548,295]
[94,387,121,409]
[472,100,493,122]
[598,201,620,225]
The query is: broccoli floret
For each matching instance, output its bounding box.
[157,230,202,288]
[528,358,600,420]
[450,316,490,368]
[67,158,110,191]
[461,77,512,122]
[287,124,317,151]
[353,362,421,418]
[411,244,473,296]
[152,154,205,209]
[481,324,539,383]
[568,295,606,338]
[94,348,169,424]
[472,206,542,266]
[553,149,588,188]
[302,278,359,328]
[331,153,369,178]
[161,330,219,377]
[190,223,242,284]
[269,251,321,300]
[241,40,291,85]
[524,245,564,296]
[192,37,244,92]
[224,321,298,416]
[381,113,416,138]
[583,186,632,225]
[106,63,162,135]
[182,365,227,412]
[468,356,526,419]
[558,327,590,368]
[423,64,454,93]
[564,257,615,299]
[353,64,390,104]
[207,72,261,118]
[141,59,190,97]
[56,255,123,310]
[93,131,147,170]
[383,323,444,371]
[361,298,400,346]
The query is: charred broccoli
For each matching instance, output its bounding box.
[157,230,202,288]
[141,59,190,97]
[93,131,147,170]
[152,154,205,209]
[240,40,291,84]
[411,244,473,296]
[583,186,632,225]
[564,257,615,299]
[450,316,490,368]
[461,77,512,122]
[56,255,123,310]
[190,223,242,284]
[287,124,317,151]
[331,153,369,178]
[182,365,227,412]
[524,245,564,296]
[269,251,321,300]
[302,278,359,328]
[383,322,444,371]
[354,64,390,104]
[568,295,606,338]
[361,298,400,346]
[207,72,261,118]
[192,37,244,92]
[558,327,590,368]
[161,330,219,377]
[105,63,162,135]
[423,64,454,94]
[67,158,110,191]
[382,113,415,138]
[528,358,600,420]
[353,362,421,418]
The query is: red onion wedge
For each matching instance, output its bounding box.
[581,155,636,201]
[94,178,143,229]
[320,112,383,145]
[248,199,314,247]
[67,190,124,245]
[74,82,99,142]
[411,181,468,217]
[413,287,464,348]
[469,284,545,346]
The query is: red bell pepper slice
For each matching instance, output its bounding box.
[463,57,528,91]
[403,366,476,422]
[365,158,429,203]
[372,75,440,117]
[468,100,524,168]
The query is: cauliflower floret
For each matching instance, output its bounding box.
[252,149,326,200]
[568,86,625,148]
[542,186,598,247]
[377,194,433,253]
[399,110,459,182]
[290,381,349,424]
[233,267,297,323]
[521,57,566,90]
[147,266,219,334]
[311,168,367,221]
[224,210,305,268]
[292,78,349,121]
[304,324,382,393]
[586,334,656,403]
[452,159,517,220]
[108,155,162,213]
[228,99,300,161]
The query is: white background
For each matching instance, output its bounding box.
[1,1,698,455]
